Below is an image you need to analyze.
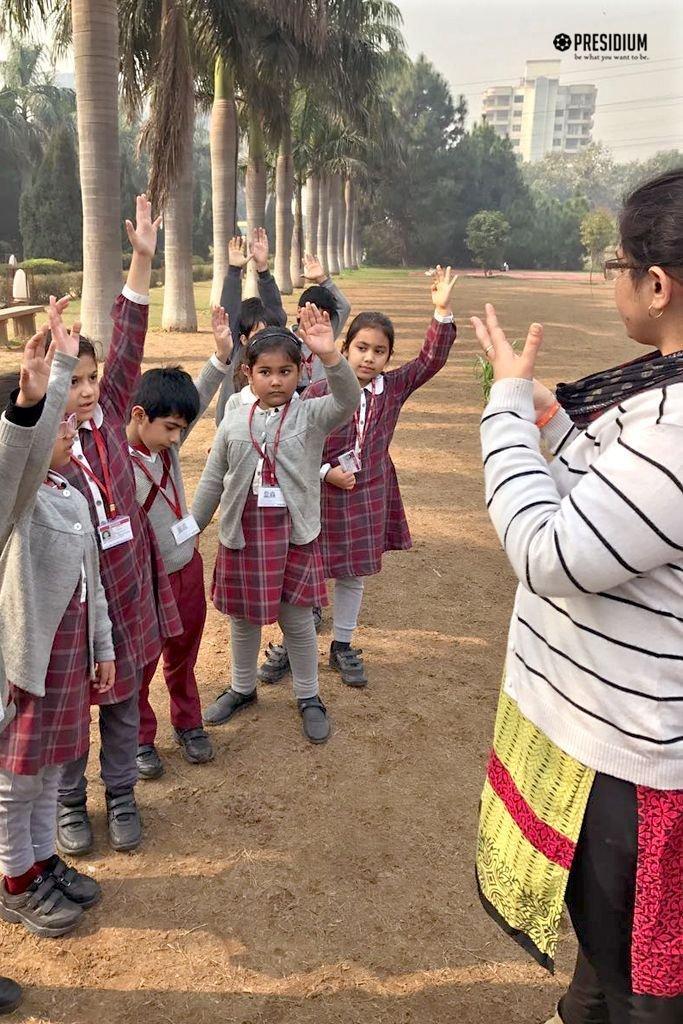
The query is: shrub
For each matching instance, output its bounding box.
[31,271,83,304]
[192,263,212,282]
[20,258,71,274]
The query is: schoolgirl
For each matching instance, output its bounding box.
[192,305,361,743]
[0,305,114,939]
[258,266,458,687]
[56,195,181,856]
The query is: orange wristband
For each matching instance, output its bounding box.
[535,401,560,429]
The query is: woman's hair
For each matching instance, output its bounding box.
[619,167,683,285]
[245,327,302,369]
[342,311,395,355]
[0,371,20,414]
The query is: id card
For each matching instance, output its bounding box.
[97,516,134,550]
[258,485,287,508]
[171,514,200,546]
[338,449,362,473]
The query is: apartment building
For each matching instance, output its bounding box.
[482,59,597,161]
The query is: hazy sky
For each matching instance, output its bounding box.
[395,0,683,162]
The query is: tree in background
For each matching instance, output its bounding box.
[19,123,82,262]
[466,210,510,275]
[580,209,616,270]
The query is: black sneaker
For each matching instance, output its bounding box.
[175,726,214,764]
[203,687,257,725]
[329,642,368,687]
[106,790,142,852]
[298,695,331,744]
[45,855,101,909]
[56,800,93,857]
[0,874,84,938]
[256,643,290,684]
[0,977,21,1015]
[136,744,164,780]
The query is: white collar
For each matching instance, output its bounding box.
[44,470,69,490]
[364,375,384,395]
[80,403,104,430]
[128,443,158,464]
[240,385,300,411]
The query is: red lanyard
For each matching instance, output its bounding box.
[354,379,376,453]
[248,400,291,485]
[131,449,183,519]
[70,425,118,518]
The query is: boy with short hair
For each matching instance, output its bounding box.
[127,307,233,778]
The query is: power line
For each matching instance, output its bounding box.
[452,57,683,94]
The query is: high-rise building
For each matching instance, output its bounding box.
[482,59,597,162]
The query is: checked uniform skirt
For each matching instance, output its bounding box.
[212,493,328,626]
[0,581,91,775]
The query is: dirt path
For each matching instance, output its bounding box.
[1,271,632,1024]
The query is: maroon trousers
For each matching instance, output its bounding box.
[139,550,206,745]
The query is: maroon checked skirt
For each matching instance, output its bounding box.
[212,493,328,625]
[0,582,91,775]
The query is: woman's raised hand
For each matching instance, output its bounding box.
[471,303,544,382]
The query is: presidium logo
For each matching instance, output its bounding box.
[553,32,649,61]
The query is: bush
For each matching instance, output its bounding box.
[122,252,163,270]
[31,271,83,304]
[192,263,212,282]
[20,258,71,274]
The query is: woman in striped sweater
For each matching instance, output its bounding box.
[472,169,683,1024]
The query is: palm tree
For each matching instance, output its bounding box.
[209,57,237,305]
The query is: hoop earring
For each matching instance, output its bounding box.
[648,304,664,319]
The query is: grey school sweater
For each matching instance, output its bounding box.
[193,356,360,549]
[130,355,229,575]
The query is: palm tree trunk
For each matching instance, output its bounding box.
[353,199,362,268]
[72,0,122,350]
[303,173,319,256]
[316,174,329,274]
[161,93,197,330]
[274,119,294,294]
[344,177,355,270]
[290,178,304,289]
[338,177,347,272]
[326,172,341,276]
[209,58,237,307]
[245,110,267,297]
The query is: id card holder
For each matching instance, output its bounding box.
[171,514,200,545]
[258,485,287,508]
[338,449,362,473]
[98,515,134,550]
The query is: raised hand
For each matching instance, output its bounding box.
[251,227,269,272]
[228,235,252,270]
[298,303,336,358]
[211,305,233,364]
[471,303,543,383]
[17,325,53,408]
[125,193,162,258]
[325,466,356,490]
[430,265,458,314]
[47,295,79,359]
[303,253,325,283]
[93,661,116,694]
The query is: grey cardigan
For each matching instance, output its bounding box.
[193,356,361,548]
[0,352,114,698]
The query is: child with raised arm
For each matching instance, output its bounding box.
[0,303,114,940]
[56,196,181,857]
[127,307,233,779]
[258,267,457,687]
[193,306,361,744]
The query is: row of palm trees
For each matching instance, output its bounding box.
[1,0,405,344]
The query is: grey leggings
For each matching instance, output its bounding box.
[0,765,61,876]
[232,603,319,700]
[333,576,365,643]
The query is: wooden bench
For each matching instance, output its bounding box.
[0,305,44,346]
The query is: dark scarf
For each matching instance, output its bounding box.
[556,348,683,428]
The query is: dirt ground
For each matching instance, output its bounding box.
[0,269,633,1024]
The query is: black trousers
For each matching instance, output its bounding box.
[559,774,683,1024]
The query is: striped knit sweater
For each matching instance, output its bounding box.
[481,376,683,790]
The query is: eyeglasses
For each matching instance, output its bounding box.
[57,413,78,439]
[603,258,637,282]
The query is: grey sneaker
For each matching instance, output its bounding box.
[0,874,84,938]
[257,643,290,684]
[329,642,368,687]
[298,695,331,744]
[46,855,101,908]
[203,687,257,725]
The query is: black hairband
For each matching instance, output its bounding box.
[248,326,302,350]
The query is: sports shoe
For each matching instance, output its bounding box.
[45,855,101,908]
[0,873,83,938]
[106,790,142,852]
[137,744,164,780]
[298,695,331,744]
[175,726,214,764]
[56,800,93,857]
[257,643,290,684]
[0,976,21,1015]
[203,687,257,725]
[329,642,368,687]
